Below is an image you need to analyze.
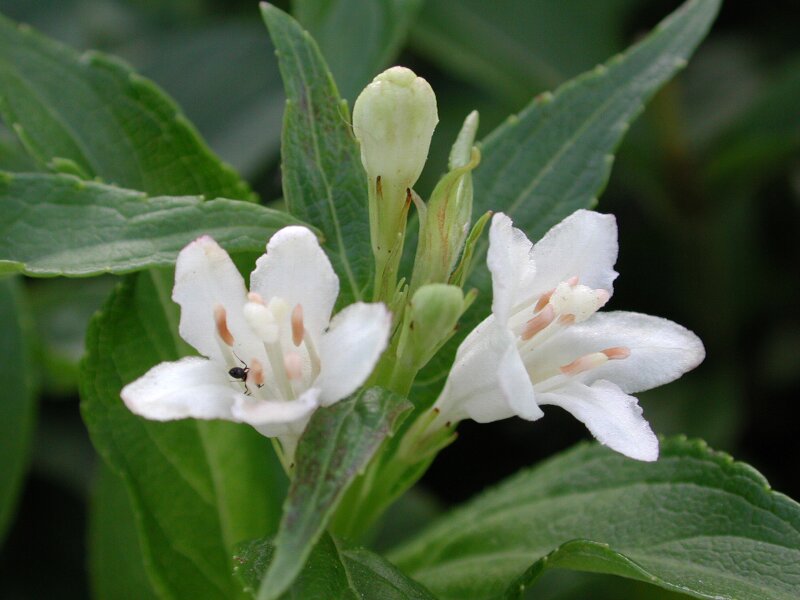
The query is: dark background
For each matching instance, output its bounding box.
[0,0,797,598]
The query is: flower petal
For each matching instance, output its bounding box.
[315,302,392,406]
[173,236,264,364]
[232,387,320,439]
[434,317,542,423]
[487,213,537,324]
[539,380,658,461]
[528,209,618,299]
[532,311,705,393]
[121,357,241,421]
[250,226,339,342]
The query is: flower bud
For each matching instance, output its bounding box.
[402,284,468,371]
[353,66,438,189]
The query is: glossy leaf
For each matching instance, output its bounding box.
[259,387,412,599]
[236,533,434,599]
[414,0,720,401]
[80,269,287,600]
[293,0,423,102]
[0,12,253,200]
[0,172,304,277]
[261,3,372,306]
[390,437,800,600]
[0,276,36,543]
[88,464,158,600]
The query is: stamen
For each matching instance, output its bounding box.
[521,305,554,340]
[596,289,611,308]
[602,346,630,360]
[213,304,235,346]
[558,314,576,326]
[291,304,305,347]
[559,346,630,376]
[247,291,265,304]
[566,275,579,286]
[284,352,303,381]
[534,289,555,312]
[249,358,265,386]
[560,352,608,376]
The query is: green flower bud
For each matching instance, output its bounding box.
[353,66,438,189]
[410,111,480,291]
[392,284,469,392]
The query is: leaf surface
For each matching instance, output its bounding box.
[0,172,303,276]
[259,386,412,599]
[80,270,288,599]
[236,533,434,599]
[0,13,252,199]
[390,438,800,600]
[261,4,372,305]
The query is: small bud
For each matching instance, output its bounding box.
[402,284,467,370]
[353,66,438,189]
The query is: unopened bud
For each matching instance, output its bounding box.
[353,66,438,188]
[404,284,467,369]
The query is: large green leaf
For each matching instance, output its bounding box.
[0,12,252,200]
[0,172,304,277]
[292,0,423,102]
[390,437,800,600]
[236,533,434,599]
[259,387,412,600]
[261,4,372,306]
[80,269,288,599]
[89,464,158,600]
[414,0,720,400]
[413,0,638,106]
[0,276,36,543]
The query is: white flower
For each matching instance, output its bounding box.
[432,210,705,461]
[121,226,392,460]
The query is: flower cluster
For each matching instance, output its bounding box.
[122,66,704,465]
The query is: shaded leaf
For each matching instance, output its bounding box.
[0,276,36,543]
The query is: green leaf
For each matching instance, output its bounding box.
[414,0,720,401]
[0,172,305,277]
[259,387,412,600]
[0,276,36,543]
[413,0,638,106]
[89,464,158,600]
[292,0,423,102]
[80,269,288,599]
[261,3,373,306]
[0,12,253,199]
[390,437,800,600]
[236,533,434,599]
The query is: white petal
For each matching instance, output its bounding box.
[121,357,241,421]
[250,226,339,342]
[533,311,705,393]
[315,302,392,406]
[434,317,542,423]
[173,236,264,364]
[528,209,618,299]
[232,387,319,438]
[487,213,537,323]
[539,380,658,461]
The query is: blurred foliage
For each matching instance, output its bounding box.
[0,0,797,599]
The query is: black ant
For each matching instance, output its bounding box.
[229,352,263,395]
